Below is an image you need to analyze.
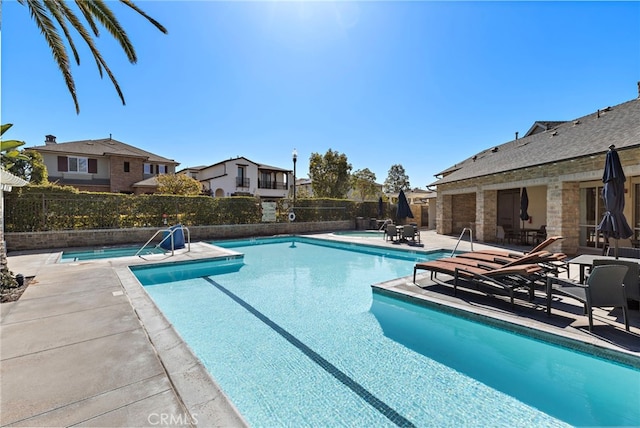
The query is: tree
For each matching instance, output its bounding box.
[0,124,28,168]
[8,149,48,184]
[156,174,202,195]
[383,164,410,193]
[14,0,168,114]
[351,168,378,201]
[308,149,352,198]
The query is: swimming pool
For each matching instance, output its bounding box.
[136,237,639,427]
[60,245,164,262]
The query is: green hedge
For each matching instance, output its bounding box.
[3,186,385,232]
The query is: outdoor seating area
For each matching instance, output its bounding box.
[384,222,422,246]
[412,234,640,334]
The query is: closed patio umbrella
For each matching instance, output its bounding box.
[520,188,530,222]
[597,145,633,258]
[378,196,384,218]
[396,189,414,224]
[520,187,530,231]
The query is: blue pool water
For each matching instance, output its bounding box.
[137,237,639,427]
[61,245,163,261]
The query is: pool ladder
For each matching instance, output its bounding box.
[135,225,191,259]
[451,227,473,257]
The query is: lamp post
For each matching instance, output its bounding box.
[292,148,297,205]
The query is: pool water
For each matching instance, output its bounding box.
[139,237,639,427]
[61,245,164,262]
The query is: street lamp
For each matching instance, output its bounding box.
[292,148,297,205]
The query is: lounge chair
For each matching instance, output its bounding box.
[546,264,629,331]
[412,260,542,306]
[456,250,568,277]
[475,236,565,259]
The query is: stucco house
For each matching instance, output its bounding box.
[431,89,640,256]
[29,135,179,194]
[180,157,291,200]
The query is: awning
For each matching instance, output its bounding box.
[1,169,28,192]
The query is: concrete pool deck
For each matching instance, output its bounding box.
[1,231,639,426]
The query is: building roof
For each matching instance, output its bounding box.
[432,97,640,186]
[29,138,178,165]
[523,121,568,137]
[181,157,291,173]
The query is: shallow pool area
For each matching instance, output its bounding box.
[60,245,164,262]
[136,237,639,427]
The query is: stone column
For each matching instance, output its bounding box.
[476,189,497,243]
[547,180,580,255]
[437,194,453,235]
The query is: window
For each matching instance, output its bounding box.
[579,186,606,248]
[124,162,130,172]
[144,163,152,174]
[157,164,167,174]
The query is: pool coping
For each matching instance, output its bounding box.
[115,261,249,427]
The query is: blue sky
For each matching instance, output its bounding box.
[2,1,639,188]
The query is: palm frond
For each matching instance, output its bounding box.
[1,124,13,137]
[45,0,81,65]
[24,0,79,113]
[119,0,168,34]
[77,0,137,63]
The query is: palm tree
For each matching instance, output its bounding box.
[11,0,168,114]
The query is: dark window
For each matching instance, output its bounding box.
[124,162,130,172]
[57,156,68,172]
[88,158,98,174]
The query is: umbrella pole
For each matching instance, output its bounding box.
[615,238,619,259]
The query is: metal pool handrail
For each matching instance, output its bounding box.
[135,225,191,258]
[451,227,473,257]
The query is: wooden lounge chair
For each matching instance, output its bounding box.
[475,236,565,259]
[413,259,543,306]
[456,250,568,277]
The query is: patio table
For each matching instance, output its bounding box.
[568,254,640,283]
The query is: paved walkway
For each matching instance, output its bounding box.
[1,231,639,427]
[1,243,247,427]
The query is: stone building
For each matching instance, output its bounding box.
[431,91,640,256]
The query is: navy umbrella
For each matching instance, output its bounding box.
[378,196,384,218]
[520,188,530,222]
[597,145,633,258]
[396,189,414,223]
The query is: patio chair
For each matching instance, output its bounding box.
[402,225,416,243]
[605,246,640,259]
[385,223,398,242]
[592,259,640,306]
[534,225,547,245]
[546,264,629,331]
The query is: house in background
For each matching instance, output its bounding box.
[180,157,291,201]
[29,135,179,194]
[431,87,640,256]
